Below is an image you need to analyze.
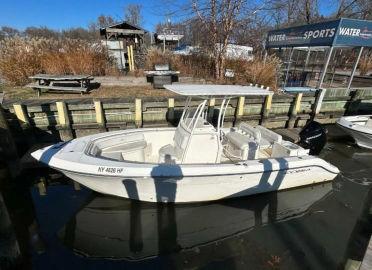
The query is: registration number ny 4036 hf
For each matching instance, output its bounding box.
[97,166,124,174]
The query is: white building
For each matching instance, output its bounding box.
[216,43,254,61]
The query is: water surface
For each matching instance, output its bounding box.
[2,134,372,270]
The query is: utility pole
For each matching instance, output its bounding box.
[163,28,166,52]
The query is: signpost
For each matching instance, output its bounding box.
[266,18,372,49]
[266,17,372,89]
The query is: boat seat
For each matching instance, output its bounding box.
[225,131,259,160]
[239,123,261,142]
[120,140,147,161]
[272,141,309,158]
[94,133,147,161]
[158,144,183,163]
[158,124,190,163]
[255,126,282,149]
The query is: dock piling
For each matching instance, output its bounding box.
[37,177,47,196]
[167,98,175,125]
[261,94,273,126]
[135,98,142,128]
[311,88,326,121]
[0,105,18,178]
[56,101,73,141]
[234,97,245,126]
[94,100,106,131]
[288,93,303,128]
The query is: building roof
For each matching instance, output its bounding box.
[164,84,272,97]
[100,21,147,38]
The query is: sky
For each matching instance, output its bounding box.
[0,0,337,32]
[0,0,173,32]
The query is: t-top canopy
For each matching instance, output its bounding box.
[266,18,372,48]
[164,84,272,97]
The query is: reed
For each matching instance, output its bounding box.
[359,54,372,76]
[230,55,282,90]
[144,47,281,90]
[0,37,117,86]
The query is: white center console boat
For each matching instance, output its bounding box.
[32,84,339,203]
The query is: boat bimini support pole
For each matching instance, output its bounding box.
[283,47,295,87]
[179,96,192,125]
[217,97,231,141]
[318,46,334,89]
[216,97,231,163]
[181,99,207,163]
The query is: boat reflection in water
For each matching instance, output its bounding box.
[58,183,332,260]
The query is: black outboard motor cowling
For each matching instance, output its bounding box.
[298,121,327,155]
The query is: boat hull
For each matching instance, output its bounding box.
[339,126,372,149]
[31,128,339,203]
[61,164,337,203]
[337,116,372,149]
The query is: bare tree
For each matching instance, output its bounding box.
[88,15,117,39]
[264,0,320,26]
[263,0,298,27]
[0,26,19,39]
[124,4,144,26]
[232,15,271,52]
[298,0,319,24]
[24,26,60,39]
[62,27,96,41]
[334,0,372,19]
[192,0,247,79]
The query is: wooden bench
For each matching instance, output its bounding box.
[26,83,88,96]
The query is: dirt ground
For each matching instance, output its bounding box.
[1,85,177,102]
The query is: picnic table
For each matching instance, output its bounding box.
[27,74,94,96]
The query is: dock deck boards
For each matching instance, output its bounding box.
[275,128,301,142]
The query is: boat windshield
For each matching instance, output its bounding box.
[180,97,208,131]
[179,96,231,139]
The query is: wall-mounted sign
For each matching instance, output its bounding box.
[266,18,372,48]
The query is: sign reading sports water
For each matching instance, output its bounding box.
[266,18,372,48]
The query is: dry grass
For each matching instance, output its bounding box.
[144,47,281,90]
[0,37,118,86]
[228,55,282,90]
[3,85,176,101]
[145,47,215,79]
[359,54,372,76]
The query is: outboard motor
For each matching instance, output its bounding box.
[298,121,327,155]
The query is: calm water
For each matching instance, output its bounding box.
[1,127,372,270]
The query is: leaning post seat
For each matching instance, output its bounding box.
[254,125,282,149]
[224,123,261,160]
[158,122,190,163]
[239,123,261,142]
[159,117,219,164]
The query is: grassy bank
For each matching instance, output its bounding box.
[2,85,176,102]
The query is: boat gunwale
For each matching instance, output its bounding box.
[54,161,339,178]
[336,116,372,136]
